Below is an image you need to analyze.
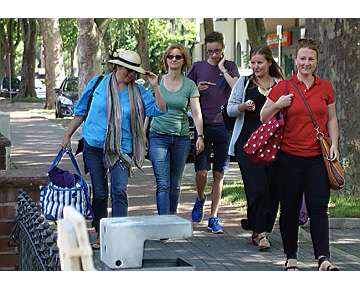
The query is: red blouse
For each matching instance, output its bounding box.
[268,74,335,157]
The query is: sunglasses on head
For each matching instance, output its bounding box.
[166,54,183,60]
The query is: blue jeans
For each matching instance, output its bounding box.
[149,132,191,215]
[83,140,129,232]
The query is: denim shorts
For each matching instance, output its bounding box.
[194,124,230,173]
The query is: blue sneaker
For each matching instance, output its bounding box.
[191,195,206,222]
[208,216,224,234]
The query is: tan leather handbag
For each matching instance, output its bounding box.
[290,79,345,190]
[318,135,345,190]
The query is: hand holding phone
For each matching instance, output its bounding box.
[245,99,255,111]
[198,81,216,91]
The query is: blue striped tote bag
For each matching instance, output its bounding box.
[40,148,94,220]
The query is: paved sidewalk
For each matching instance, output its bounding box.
[3,101,360,271]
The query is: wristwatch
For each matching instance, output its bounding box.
[197,134,204,139]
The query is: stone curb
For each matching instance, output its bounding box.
[302,218,360,229]
[299,227,360,265]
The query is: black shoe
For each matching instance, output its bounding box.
[241,218,251,231]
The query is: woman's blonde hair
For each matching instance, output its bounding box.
[163,43,191,73]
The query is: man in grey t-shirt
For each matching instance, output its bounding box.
[187,31,239,233]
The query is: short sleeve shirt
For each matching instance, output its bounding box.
[268,74,335,157]
[150,76,199,136]
[187,60,239,125]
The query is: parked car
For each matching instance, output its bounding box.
[55,77,79,118]
[35,79,46,99]
[0,77,20,98]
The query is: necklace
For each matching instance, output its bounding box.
[256,77,273,97]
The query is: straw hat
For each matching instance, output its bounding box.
[108,50,146,74]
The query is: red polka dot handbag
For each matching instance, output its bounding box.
[243,80,289,164]
[243,113,285,164]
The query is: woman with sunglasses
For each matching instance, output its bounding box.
[146,43,204,215]
[61,50,166,249]
[260,39,340,270]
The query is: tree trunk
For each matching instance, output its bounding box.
[39,18,65,109]
[305,18,360,195]
[17,18,37,99]
[0,19,21,81]
[245,18,266,48]
[203,18,214,37]
[0,20,6,81]
[77,18,102,94]
[7,19,20,79]
[95,18,111,73]
[70,48,75,77]
[136,18,150,71]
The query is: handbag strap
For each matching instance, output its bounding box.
[276,80,290,120]
[289,79,323,137]
[282,80,290,118]
[49,147,82,177]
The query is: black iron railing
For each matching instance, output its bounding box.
[11,190,60,271]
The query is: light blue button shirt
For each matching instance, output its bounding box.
[74,74,164,153]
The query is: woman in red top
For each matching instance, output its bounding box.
[260,39,340,271]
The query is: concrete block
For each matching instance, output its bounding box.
[100,215,192,269]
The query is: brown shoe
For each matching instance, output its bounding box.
[256,232,270,250]
[318,257,339,271]
[285,259,299,271]
[251,232,259,246]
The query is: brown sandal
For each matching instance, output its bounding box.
[285,259,299,271]
[253,232,270,250]
[318,257,339,271]
[251,232,259,246]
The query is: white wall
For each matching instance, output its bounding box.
[192,18,249,69]
[214,19,235,60]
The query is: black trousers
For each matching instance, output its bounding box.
[274,151,330,259]
[236,141,279,234]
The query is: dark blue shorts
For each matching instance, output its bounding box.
[194,124,231,173]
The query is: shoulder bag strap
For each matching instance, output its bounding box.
[282,80,290,119]
[276,80,290,120]
[85,75,104,120]
[289,79,323,137]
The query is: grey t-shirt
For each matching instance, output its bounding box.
[187,60,239,125]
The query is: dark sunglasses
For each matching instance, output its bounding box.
[166,54,183,60]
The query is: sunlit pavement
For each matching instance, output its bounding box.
[4,100,360,271]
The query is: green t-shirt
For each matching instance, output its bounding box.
[150,76,199,136]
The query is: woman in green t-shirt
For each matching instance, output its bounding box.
[147,44,204,215]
